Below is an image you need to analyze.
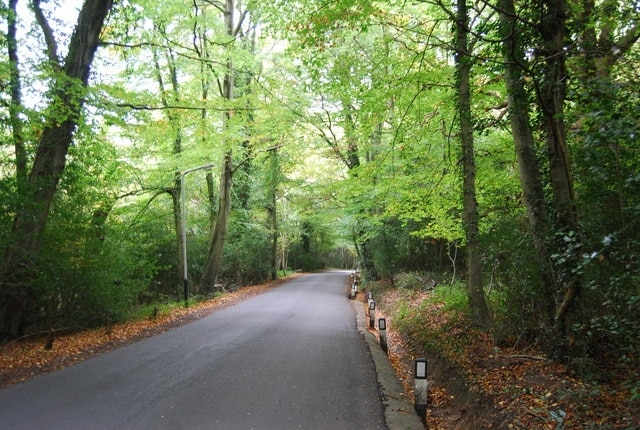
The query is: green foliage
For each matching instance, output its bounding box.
[389,283,476,366]
[392,271,441,292]
[28,131,161,330]
[288,215,336,271]
[217,213,273,287]
[325,246,356,269]
[430,282,469,312]
[1,1,638,392]
[35,224,152,329]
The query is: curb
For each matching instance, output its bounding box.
[352,299,425,430]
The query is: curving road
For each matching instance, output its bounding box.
[0,271,386,430]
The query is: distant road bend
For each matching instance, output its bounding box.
[0,271,387,430]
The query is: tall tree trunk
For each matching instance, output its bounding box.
[206,171,217,225]
[0,0,114,338]
[171,175,186,298]
[198,0,247,293]
[200,153,233,293]
[498,0,555,309]
[267,147,279,281]
[455,0,492,328]
[538,0,580,330]
[499,0,549,254]
[152,43,187,295]
[7,0,27,185]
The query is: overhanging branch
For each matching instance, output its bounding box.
[115,103,256,112]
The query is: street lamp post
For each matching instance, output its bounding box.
[179,164,214,304]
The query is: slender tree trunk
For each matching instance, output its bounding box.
[152,44,187,293]
[206,172,217,225]
[0,0,114,338]
[498,0,555,309]
[455,0,492,328]
[499,0,549,253]
[200,153,233,293]
[198,0,243,293]
[171,175,185,295]
[269,204,278,280]
[267,147,279,281]
[7,0,27,185]
[538,0,581,329]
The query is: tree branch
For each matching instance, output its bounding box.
[32,0,61,70]
[114,102,255,112]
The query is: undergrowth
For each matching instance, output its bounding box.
[365,274,640,429]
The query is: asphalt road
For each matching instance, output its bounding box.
[0,271,386,430]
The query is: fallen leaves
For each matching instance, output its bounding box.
[366,287,640,430]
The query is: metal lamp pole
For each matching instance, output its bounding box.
[179,164,214,304]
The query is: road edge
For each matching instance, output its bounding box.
[351,299,425,430]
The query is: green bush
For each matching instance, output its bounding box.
[430,281,469,312]
[31,219,154,331]
[393,271,439,291]
[218,219,272,287]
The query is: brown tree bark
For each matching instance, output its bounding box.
[267,147,279,281]
[0,0,114,337]
[455,0,493,328]
[198,0,237,294]
[199,153,233,293]
[7,0,27,185]
[498,0,549,254]
[538,0,581,328]
[498,0,555,314]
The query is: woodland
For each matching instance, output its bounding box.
[0,0,639,419]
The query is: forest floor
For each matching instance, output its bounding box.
[1,274,638,429]
[368,287,640,430]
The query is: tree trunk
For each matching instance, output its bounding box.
[198,0,240,293]
[499,0,549,253]
[455,0,493,328]
[0,0,114,338]
[7,0,27,185]
[206,171,217,225]
[153,43,186,293]
[267,147,279,281]
[498,0,555,310]
[171,175,186,296]
[538,0,581,329]
[199,153,233,293]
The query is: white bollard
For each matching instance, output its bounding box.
[378,317,388,354]
[414,358,428,422]
[369,300,376,329]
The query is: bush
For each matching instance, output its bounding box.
[217,216,273,288]
[393,271,439,291]
[31,221,154,332]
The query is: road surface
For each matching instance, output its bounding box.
[0,271,386,430]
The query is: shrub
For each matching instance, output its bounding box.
[393,271,439,291]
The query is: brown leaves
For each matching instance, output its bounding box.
[370,288,639,429]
